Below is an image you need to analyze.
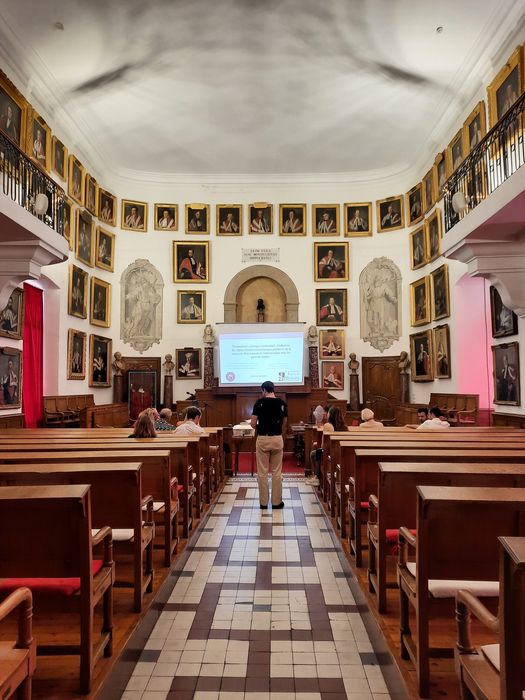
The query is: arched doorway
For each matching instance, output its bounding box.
[223,265,299,322]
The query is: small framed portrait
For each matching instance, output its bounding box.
[67,328,86,380]
[68,155,85,206]
[409,226,427,270]
[173,241,209,283]
[89,334,112,388]
[61,197,73,249]
[186,204,210,234]
[422,168,435,214]
[430,263,450,321]
[26,108,50,172]
[0,288,24,339]
[433,324,451,380]
[217,204,242,236]
[493,341,520,405]
[314,242,349,281]
[410,276,430,326]
[176,348,202,379]
[84,174,98,216]
[98,189,117,227]
[129,371,157,419]
[0,73,27,148]
[464,101,486,153]
[487,46,523,127]
[344,202,372,237]
[316,289,348,326]
[434,151,447,200]
[155,203,178,231]
[446,128,465,176]
[312,205,339,236]
[406,183,423,226]
[410,330,433,382]
[321,361,344,390]
[95,227,115,272]
[68,264,88,319]
[75,209,94,267]
[279,204,306,236]
[425,209,442,263]
[490,286,518,338]
[90,277,111,328]
[51,136,67,180]
[377,196,404,232]
[177,290,206,323]
[249,203,273,234]
[319,329,345,359]
[122,199,147,232]
[0,347,22,409]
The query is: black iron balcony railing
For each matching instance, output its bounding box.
[443,91,525,232]
[0,130,67,237]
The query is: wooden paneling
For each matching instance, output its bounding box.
[362,356,400,421]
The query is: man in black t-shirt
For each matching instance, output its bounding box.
[250,380,288,509]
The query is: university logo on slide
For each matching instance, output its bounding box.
[226,371,235,382]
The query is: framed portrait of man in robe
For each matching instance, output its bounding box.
[406,183,423,226]
[463,101,486,153]
[0,72,27,149]
[67,328,86,380]
[75,209,94,267]
[319,330,345,359]
[410,330,433,382]
[26,107,51,172]
[430,264,450,321]
[68,264,88,319]
[177,290,206,324]
[280,204,306,236]
[0,347,22,409]
[68,155,85,206]
[344,202,372,237]
[409,226,427,270]
[487,46,523,127]
[422,168,435,214]
[51,136,67,180]
[312,205,339,236]
[0,288,24,340]
[446,128,465,177]
[98,189,117,227]
[433,324,451,379]
[155,203,178,231]
[90,277,111,328]
[122,199,147,232]
[490,286,518,338]
[316,289,347,327]
[84,173,98,217]
[410,276,430,327]
[492,341,520,405]
[425,209,442,263]
[186,204,210,234]
[377,196,404,232]
[321,361,344,390]
[217,204,242,236]
[314,242,349,282]
[249,203,273,234]
[173,241,209,283]
[176,348,202,379]
[95,227,115,272]
[89,334,112,388]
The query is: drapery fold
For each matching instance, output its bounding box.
[22,283,43,427]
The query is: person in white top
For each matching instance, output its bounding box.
[174,406,205,435]
[417,406,450,429]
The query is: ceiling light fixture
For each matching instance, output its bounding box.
[436,26,444,34]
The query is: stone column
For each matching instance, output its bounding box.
[203,325,216,389]
[307,325,319,389]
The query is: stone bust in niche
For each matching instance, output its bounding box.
[257,298,265,322]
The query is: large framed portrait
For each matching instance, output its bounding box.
[26,108,50,172]
[0,72,27,149]
[62,197,73,249]
[279,204,306,236]
[98,188,117,227]
[464,101,486,153]
[68,264,88,319]
[425,209,442,263]
[0,347,22,410]
[434,152,447,200]
[316,289,348,326]
[95,227,115,272]
[90,277,111,328]
[321,361,344,390]
[446,128,465,177]
[312,204,339,236]
[68,155,85,206]
[122,199,147,232]
[319,329,345,359]
[493,341,520,405]
[249,203,273,234]
[176,348,202,379]
[185,204,210,234]
[0,288,24,339]
[410,276,430,326]
[344,202,372,237]
[177,290,205,323]
[75,209,94,267]
[487,46,523,127]
[217,204,242,236]
[430,263,450,321]
[433,324,451,379]
[128,370,157,419]
[410,330,433,382]
[377,196,404,232]
[67,328,86,380]
[490,286,518,338]
[84,174,98,217]
[422,168,435,214]
[89,334,112,388]
[155,203,178,231]
[406,183,423,226]
[314,242,349,282]
[51,136,67,180]
[409,226,427,270]
[173,241,209,283]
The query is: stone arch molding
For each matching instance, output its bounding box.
[223,265,299,322]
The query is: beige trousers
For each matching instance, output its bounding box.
[256,435,283,507]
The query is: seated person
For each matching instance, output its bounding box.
[359,408,384,428]
[305,406,348,486]
[174,406,205,435]
[312,404,328,427]
[155,407,176,431]
[405,406,429,429]
[129,411,157,438]
[417,406,450,429]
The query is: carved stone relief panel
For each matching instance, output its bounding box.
[359,257,401,352]
[120,259,163,353]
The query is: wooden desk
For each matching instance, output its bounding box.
[232,434,255,476]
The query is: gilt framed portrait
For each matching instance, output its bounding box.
[84,174,98,216]
[409,226,427,270]
[0,72,27,149]
[434,152,447,200]
[90,277,111,328]
[487,46,523,127]
[425,209,442,263]
[430,264,450,321]
[410,276,430,326]
[67,328,86,380]
[422,168,435,214]
[319,329,345,359]
[249,203,273,234]
[493,341,520,405]
[89,334,112,388]
[344,202,372,237]
[95,227,115,272]
[75,209,94,267]
[316,289,347,326]
[26,108,50,172]
[446,128,465,176]
[173,242,209,283]
[186,204,209,234]
[410,330,433,382]
[406,183,423,226]
[155,203,178,231]
[177,290,205,323]
[176,348,202,379]
[68,155,85,206]
[280,204,306,236]
[0,347,22,409]
[314,242,349,281]
[217,204,242,236]
[51,136,67,180]
[377,196,404,232]
[464,101,486,153]
[312,204,339,236]
[68,264,88,319]
[433,324,451,379]
[61,197,73,249]
[490,286,518,338]
[321,361,344,390]
[0,288,24,339]
[98,189,117,227]
[122,199,147,232]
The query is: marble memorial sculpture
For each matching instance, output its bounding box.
[120,259,163,353]
[359,257,401,352]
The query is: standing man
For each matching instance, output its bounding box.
[250,381,288,510]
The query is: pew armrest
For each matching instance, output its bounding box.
[141,494,154,525]
[398,526,417,567]
[0,587,34,649]
[92,526,113,567]
[455,588,499,654]
[368,494,378,525]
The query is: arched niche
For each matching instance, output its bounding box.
[223,265,299,323]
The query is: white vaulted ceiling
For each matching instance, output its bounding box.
[0,0,523,177]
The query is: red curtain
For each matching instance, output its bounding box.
[22,283,43,427]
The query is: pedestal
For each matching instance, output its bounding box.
[349,374,360,411]
[204,347,214,389]
[163,375,173,409]
[113,374,123,404]
[309,347,319,389]
[400,373,410,404]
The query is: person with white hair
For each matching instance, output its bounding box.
[359,408,384,429]
[154,408,176,431]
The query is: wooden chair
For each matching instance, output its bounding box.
[0,587,36,700]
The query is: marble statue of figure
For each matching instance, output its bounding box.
[163,354,175,375]
[112,351,124,376]
[203,324,216,345]
[307,325,318,345]
[398,351,410,373]
[120,259,164,353]
[359,257,402,352]
[348,353,359,374]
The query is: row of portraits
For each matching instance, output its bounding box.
[410,265,450,327]
[409,326,451,382]
[68,265,111,328]
[67,331,112,386]
[409,210,442,269]
[72,210,115,270]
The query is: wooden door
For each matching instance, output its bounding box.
[362,356,400,421]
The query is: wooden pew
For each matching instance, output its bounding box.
[397,486,525,697]
[455,536,525,700]
[0,484,114,694]
[0,587,36,700]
